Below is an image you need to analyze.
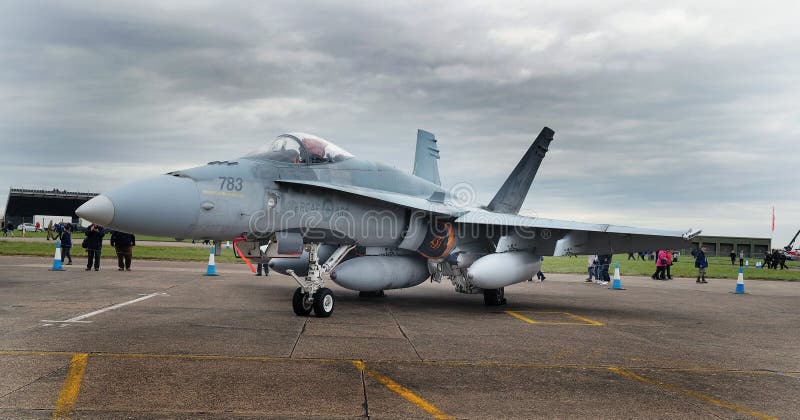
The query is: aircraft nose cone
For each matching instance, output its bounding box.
[97,175,201,237]
[76,194,115,226]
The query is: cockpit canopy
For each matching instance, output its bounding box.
[244,133,353,164]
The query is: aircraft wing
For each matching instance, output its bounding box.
[275,179,462,216]
[456,209,692,255]
[275,180,692,255]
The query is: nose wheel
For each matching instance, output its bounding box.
[292,287,313,316]
[312,288,334,317]
[291,287,334,317]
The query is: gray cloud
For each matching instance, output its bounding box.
[1,1,798,245]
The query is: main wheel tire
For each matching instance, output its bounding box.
[292,287,313,316]
[313,287,334,317]
[483,287,506,306]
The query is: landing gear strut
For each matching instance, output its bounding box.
[286,243,354,317]
[483,287,506,306]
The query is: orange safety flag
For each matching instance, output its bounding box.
[233,237,256,273]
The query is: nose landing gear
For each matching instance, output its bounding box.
[286,243,353,317]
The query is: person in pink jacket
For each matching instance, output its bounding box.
[651,249,668,280]
[665,249,674,280]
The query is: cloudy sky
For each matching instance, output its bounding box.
[1,1,798,246]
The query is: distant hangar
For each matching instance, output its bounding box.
[690,235,772,259]
[2,188,97,226]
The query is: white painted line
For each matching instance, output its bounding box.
[41,292,165,324]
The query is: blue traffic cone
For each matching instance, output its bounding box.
[204,246,218,276]
[49,240,65,271]
[734,267,746,294]
[610,262,625,290]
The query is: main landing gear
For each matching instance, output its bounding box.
[286,243,353,318]
[483,287,506,306]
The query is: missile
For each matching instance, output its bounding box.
[467,252,541,289]
[330,255,430,291]
[268,244,336,276]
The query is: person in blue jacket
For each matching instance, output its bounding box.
[84,224,106,271]
[695,246,708,284]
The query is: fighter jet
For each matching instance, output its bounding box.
[76,128,693,317]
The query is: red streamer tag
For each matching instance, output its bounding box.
[233,237,256,273]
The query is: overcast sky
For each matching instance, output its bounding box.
[1,1,798,246]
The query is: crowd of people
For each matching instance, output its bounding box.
[763,249,790,270]
[81,224,137,271]
[651,249,676,280]
[585,254,613,285]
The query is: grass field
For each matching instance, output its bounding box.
[0,240,245,263]
[542,255,800,281]
[2,240,798,280]
[4,231,180,242]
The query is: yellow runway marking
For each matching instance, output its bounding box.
[609,367,778,420]
[352,360,455,420]
[52,353,88,419]
[504,310,604,326]
[563,312,604,326]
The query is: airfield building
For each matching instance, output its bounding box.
[2,188,98,228]
[690,235,772,259]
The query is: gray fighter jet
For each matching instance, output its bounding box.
[76,128,694,317]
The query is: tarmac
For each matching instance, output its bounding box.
[0,255,798,419]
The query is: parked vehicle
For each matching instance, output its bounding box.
[17,223,39,232]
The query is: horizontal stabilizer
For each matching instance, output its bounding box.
[413,129,441,186]
[488,127,554,214]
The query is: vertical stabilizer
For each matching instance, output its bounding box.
[413,129,441,186]
[487,127,554,214]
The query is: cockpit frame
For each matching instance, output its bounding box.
[244,133,353,165]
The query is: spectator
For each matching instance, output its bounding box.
[256,249,269,276]
[739,250,745,267]
[110,230,136,271]
[54,222,63,240]
[586,255,597,282]
[35,221,41,232]
[779,251,788,270]
[1,222,12,237]
[695,246,708,283]
[45,220,55,240]
[61,224,73,265]
[627,252,635,260]
[771,249,781,269]
[84,224,106,271]
[729,250,736,266]
[665,249,674,280]
[534,256,545,282]
[764,252,772,270]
